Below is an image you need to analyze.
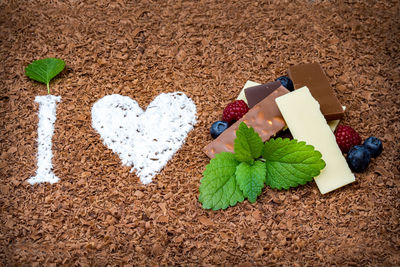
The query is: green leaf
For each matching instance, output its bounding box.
[235,161,266,203]
[25,58,65,94]
[262,138,326,190]
[234,122,263,163]
[199,152,244,210]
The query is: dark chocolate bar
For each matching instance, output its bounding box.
[244,81,282,108]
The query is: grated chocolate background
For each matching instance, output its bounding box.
[0,0,399,265]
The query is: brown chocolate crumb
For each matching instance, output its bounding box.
[0,0,399,266]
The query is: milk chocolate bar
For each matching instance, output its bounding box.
[288,62,344,120]
[244,81,282,108]
[204,85,289,158]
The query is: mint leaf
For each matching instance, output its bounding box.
[199,152,244,210]
[25,58,65,94]
[235,161,266,203]
[262,138,326,189]
[234,122,263,163]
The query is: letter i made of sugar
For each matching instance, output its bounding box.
[28,95,61,184]
[275,86,355,194]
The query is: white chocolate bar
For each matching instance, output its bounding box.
[275,86,355,194]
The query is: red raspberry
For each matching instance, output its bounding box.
[222,100,249,124]
[335,125,362,153]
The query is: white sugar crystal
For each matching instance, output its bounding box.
[91,92,197,184]
[28,95,61,185]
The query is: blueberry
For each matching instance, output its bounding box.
[363,136,383,158]
[275,76,294,91]
[210,121,229,139]
[346,145,371,172]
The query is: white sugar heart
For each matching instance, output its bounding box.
[91,92,197,184]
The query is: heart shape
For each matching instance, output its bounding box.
[91,92,197,184]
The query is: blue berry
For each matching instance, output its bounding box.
[210,121,229,139]
[346,145,371,172]
[363,136,382,158]
[275,76,294,91]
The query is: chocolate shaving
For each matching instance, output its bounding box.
[0,0,399,266]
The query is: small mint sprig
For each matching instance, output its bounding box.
[25,58,65,94]
[199,122,326,210]
[199,152,244,210]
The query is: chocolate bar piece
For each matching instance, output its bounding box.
[204,85,289,158]
[275,87,355,194]
[288,62,344,120]
[275,105,347,140]
[236,80,260,104]
[244,81,282,108]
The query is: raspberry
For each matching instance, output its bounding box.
[222,100,249,124]
[335,125,362,153]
